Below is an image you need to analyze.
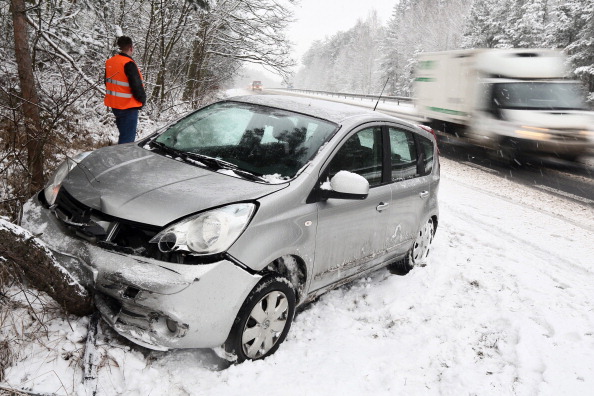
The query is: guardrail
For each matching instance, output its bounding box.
[275,88,413,106]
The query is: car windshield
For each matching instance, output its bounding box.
[492,82,588,111]
[152,101,338,180]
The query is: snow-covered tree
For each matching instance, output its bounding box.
[380,0,469,96]
[462,0,510,48]
[462,0,551,48]
[294,12,385,94]
[462,0,594,102]
[548,0,594,102]
[0,0,296,220]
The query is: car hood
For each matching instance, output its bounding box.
[62,144,287,227]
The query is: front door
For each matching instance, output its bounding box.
[311,126,392,291]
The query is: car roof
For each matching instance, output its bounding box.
[229,94,396,124]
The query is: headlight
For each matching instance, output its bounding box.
[43,152,91,205]
[150,203,256,256]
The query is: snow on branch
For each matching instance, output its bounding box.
[25,15,104,96]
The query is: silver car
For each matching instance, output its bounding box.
[21,95,439,362]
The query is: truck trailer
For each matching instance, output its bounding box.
[414,48,594,161]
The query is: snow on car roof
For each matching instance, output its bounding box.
[229,94,390,124]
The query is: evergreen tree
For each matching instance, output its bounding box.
[462,0,593,102]
[549,0,594,102]
[294,12,385,94]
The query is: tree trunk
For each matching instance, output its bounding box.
[0,221,94,316]
[10,0,45,195]
[183,35,207,103]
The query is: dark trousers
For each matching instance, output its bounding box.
[112,108,139,144]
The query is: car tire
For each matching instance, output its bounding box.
[389,218,435,275]
[224,275,296,363]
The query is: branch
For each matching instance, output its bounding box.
[25,15,104,96]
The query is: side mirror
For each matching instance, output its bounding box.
[321,171,369,200]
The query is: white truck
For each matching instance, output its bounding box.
[414,48,593,161]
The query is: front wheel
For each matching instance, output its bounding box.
[389,218,435,275]
[224,275,296,363]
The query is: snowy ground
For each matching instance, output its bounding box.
[3,157,594,395]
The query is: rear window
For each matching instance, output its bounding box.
[389,128,418,181]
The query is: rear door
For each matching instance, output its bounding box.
[385,126,432,256]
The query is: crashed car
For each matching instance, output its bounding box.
[21,95,439,362]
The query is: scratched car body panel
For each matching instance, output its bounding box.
[21,95,439,361]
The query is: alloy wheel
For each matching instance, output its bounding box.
[241,290,289,359]
[411,219,434,264]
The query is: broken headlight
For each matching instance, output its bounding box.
[149,203,256,256]
[43,152,91,205]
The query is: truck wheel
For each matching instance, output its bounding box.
[558,154,579,162]
[224,275,296,363]
[495,138,525,165]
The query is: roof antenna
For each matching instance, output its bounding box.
[374,77,390,111]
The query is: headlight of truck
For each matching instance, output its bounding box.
[515,126,550,140]
[580,130,594,141]
[150,203,256,256]
[43,152,91,205]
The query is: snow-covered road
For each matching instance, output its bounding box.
[4,158,594,395]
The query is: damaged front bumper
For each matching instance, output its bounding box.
[21,195,261,351]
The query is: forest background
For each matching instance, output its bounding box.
[1,0,593,223]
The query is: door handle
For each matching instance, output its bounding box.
[376,202,389,212]
[419,190,430,199]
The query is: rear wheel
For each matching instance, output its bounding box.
[389,218,435,275]
[224,275,295,363]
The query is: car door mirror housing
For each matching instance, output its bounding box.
[321,171,369,200]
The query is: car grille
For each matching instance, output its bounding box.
[50,188,217,264]
[52,188,158,254]
[54,187,91,223]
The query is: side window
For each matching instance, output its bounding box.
[389,127,418,181]
[418,135,434,175]
[326,127,383,186]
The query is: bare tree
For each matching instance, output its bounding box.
[10,0,44,194]
[0,0,296,220]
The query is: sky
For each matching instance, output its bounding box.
[243,0,397,85]
[287,0,397,62]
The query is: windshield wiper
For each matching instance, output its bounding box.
[184,151,237,170]
[149,140,267,182]
[149,141,224,170]
[229,168,267,182]
[185,152,267,182]
[148,140,186,158]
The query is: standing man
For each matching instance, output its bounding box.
[104,36,146,144]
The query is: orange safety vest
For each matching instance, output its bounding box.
[104,54,144,109]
